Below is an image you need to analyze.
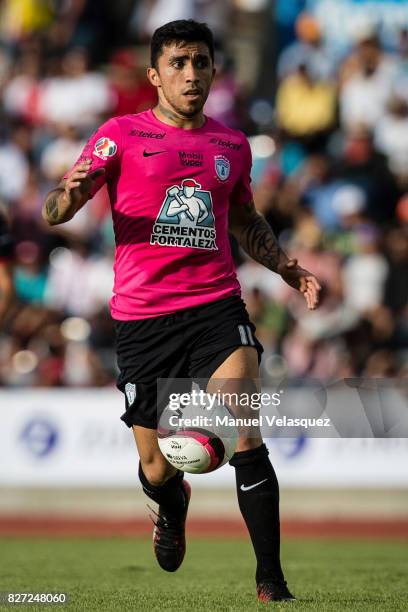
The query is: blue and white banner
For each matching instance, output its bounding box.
[0,390,407,487]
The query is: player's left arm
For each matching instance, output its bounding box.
[229,199,321,310]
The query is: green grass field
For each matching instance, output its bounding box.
[0,537,407,611]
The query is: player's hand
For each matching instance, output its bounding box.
[63,159,105,208]
[277,258,321,310]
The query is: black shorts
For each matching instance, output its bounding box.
[114,295,263,429]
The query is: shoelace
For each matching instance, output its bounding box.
[148,505,183,548]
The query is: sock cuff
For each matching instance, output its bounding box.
[229,442,269,467]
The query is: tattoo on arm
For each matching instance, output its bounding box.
[45,193,60,221]
[235,201,288,273]
[43,187,72,225]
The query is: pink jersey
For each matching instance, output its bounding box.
[66,110,253,320]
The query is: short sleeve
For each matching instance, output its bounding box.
[229,136,253,206]
[63,117,122,198]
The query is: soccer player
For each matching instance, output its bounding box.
[0,208,14,324]
[42,20,320,603]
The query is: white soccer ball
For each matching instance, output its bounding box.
[158,392,238,474]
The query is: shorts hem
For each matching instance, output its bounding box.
[120,413,158,429]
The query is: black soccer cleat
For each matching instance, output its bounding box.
[150,480,191,572]
[257,580,296,603]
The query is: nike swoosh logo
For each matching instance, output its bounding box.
[143,150,166,157]
[240,479,268,492]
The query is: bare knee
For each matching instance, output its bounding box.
[141,456,177,487]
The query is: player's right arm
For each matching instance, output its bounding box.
[42,161,105,226]
[42,117,121,226]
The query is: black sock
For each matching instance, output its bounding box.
[138,463,186,517]
[229,443,284,584]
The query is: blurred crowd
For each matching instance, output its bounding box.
[243,12,408,382]
[0,1,406,388]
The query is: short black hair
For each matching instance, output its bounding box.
[150,19,214,69]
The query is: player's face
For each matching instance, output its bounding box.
[148,42,215,119]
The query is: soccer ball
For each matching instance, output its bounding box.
[157,391,238,474]
[158,428,237,474]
